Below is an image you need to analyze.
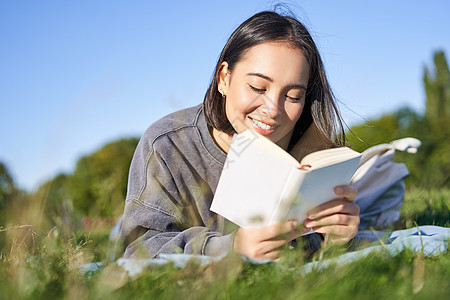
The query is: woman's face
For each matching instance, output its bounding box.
[217,42,310,150]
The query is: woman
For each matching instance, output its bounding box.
[119,11,359,261]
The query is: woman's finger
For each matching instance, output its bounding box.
[261,220,304,241]
[307,199,360,220]
[246,238,295,260]
[234,220,305,260]
[304,213,360,229]
[334,185,358,201]
[263,250,283,261]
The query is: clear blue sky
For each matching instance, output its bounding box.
[1,0,449,191]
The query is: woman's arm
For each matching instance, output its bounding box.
[120,198,235,258]
[119,132,233,258]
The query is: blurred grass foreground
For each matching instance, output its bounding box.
[0,188,448,299]
[1,51,449,299]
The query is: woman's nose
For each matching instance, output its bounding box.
[260,93,282,118]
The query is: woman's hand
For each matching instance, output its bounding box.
[233,220,308,261]
[303,185,360,244]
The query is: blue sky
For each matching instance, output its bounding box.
[1,0,449,191]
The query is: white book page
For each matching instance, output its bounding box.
[210,132,298,228]
[285,156,361,222]
[237,130,300,166]
[300,147,361,169]
[269,169,306,224]
[211,131,361,228]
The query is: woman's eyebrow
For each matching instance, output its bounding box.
[246,72,307,90]
[288,84,307,90]
[246,72,273,82]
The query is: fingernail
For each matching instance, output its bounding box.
[335,187,344,194]
[292,221,298,228]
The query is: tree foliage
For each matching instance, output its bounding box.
[68,138,139,217]
[2,138,139,222]
[32,173,76,232]
[424,51,450,126]
[347,110,414,152]
[0,162,15,210]
[0,162,16,226]
[0,162,30,232]
[348,50,450,188]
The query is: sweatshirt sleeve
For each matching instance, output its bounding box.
[119,130,233,259]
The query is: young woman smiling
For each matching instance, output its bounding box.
[119,11,359,261]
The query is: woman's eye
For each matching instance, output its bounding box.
[249,85,266,94]
[286,95,302,102]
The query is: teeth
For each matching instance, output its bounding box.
[251,118,275,130]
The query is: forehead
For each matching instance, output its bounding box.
[233,42,310,82]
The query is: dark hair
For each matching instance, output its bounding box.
[203,11,345,150]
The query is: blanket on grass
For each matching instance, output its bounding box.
[81,225,449,277]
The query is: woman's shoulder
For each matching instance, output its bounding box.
[141,104,204,146]
[150,104,202,130]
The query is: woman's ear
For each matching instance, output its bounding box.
[217,62,229,96]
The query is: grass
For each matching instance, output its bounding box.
[0,188,449,299]
[401,188,450,227]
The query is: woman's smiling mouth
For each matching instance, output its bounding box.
[249,117,276,133]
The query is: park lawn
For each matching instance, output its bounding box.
[0,188,449,299]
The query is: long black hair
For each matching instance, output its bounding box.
[203,11,345,150]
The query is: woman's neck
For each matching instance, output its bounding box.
[211,127,233,154]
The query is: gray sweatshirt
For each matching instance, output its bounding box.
[120,104,323,258]
[120,104,235,258]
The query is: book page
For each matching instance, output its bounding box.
[211,130,362,228]
[269,169,306,224]
[285,156,361,222]
[300,147,360,169]
[236,130,300,167]
[210,131,300,228]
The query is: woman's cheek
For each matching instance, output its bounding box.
[237,89,259,111]
[286,102,304,122]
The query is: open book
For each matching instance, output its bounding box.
[210,130,361,228]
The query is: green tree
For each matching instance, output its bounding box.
[421,51,450,187]
[347,50,450,188]
[0,162,15,211]
[424,51,450,127]
[68,138,139,217]
[0,162,30,235]
[32,173,77,232]
[347,107,421,152]
[0,162,16,226]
